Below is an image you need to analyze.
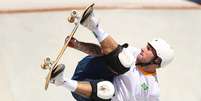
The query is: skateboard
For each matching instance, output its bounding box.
[41,3,95,90]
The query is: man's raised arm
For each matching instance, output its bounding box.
[65,36,102,56]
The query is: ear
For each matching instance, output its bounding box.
[154,57,162,66]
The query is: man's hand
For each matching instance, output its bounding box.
[65,36,79,48]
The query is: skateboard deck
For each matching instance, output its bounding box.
[41,3,95,90]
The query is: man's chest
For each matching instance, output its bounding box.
[113,68,160,101]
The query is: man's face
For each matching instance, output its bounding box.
[136,44,156,64]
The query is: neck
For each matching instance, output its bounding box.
[137,65,157,76]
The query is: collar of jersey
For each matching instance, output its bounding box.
[137,67,157,76]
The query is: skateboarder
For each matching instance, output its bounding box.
[50,4,174,101]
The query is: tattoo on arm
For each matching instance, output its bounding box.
[75,41,102,56]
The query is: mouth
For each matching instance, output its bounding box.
[137,52,143,60]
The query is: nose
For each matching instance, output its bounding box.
[141,48,144,53]
[141,47,146,52]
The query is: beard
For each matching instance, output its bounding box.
[136,54,143,65]
[136,54,153,66]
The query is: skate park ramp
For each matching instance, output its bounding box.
[1,1,201,101]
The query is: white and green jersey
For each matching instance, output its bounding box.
[112,47,160,101]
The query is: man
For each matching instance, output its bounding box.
[49,4,174,101]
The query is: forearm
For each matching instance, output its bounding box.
[74,41,103,56]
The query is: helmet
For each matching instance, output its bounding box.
[148,38,174,67]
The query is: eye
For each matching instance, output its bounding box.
[147,46,151,50]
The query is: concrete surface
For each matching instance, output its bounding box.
[0,9,201,101]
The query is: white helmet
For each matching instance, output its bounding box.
[148,38,174,67]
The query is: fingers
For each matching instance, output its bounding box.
[65,36,76,43]
[64,36,78,48]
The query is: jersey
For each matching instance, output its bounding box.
[111,46,160,101]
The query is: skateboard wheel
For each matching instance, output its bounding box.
[68,10,78,23]
[44,57,51,64]
[41,57,52,70]
[41,64,47,70]
[68,16,75,23]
